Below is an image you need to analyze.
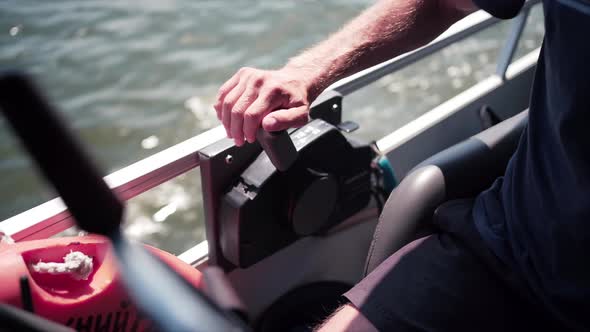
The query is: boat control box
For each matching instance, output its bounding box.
[219,119,374,268]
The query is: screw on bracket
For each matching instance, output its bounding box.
[225,154,233,165]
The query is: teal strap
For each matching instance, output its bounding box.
[377,156,397,194]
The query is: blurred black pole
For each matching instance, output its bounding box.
[0,72,249,332]
[0,70,122,236]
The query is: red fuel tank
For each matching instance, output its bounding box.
[0,235,203,331]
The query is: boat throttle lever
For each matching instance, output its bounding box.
[220,120,375,268]
[256,129,298,171]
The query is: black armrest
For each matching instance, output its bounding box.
[363,110,528,275]
[413,110,528,199]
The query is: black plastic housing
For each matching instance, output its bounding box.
[219,120,374,268]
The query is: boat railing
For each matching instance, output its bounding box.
[1,0,541,248]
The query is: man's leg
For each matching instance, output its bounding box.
[316,200,558,331]
[315,304,377,332]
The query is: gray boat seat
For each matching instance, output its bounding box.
[363,110,528,276]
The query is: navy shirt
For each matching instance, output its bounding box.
[473,0,590,329]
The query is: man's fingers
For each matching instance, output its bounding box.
[261,106,309,132]
[242,100,266,144]
[222,81,247,138]
[243,95,283,143]
[231,111,245,146]
[214,72,240,120]
[230,89,258,146]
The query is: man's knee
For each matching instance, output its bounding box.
[315,304,378,332]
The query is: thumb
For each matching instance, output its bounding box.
[261,106,309,132]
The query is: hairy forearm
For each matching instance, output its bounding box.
[214,0,474,143]
[285,0,466,100]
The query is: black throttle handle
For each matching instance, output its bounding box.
[256,129,298,171]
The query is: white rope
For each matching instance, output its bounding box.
[0,231,15,245]
[31,251,94,280]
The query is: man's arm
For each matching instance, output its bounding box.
[214,0,477,146]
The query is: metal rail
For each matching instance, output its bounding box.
[1,1,542,242]
[1,127,226,241]
[496,8,532,79]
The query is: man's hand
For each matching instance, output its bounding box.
[214,0,476,147]
[214,67,314,146]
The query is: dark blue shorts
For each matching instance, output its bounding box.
[344,199,563,331]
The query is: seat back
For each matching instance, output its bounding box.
[363,110,528,276]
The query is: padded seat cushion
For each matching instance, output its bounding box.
[363,110,528,275]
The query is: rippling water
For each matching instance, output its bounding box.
[0,1,545,254]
